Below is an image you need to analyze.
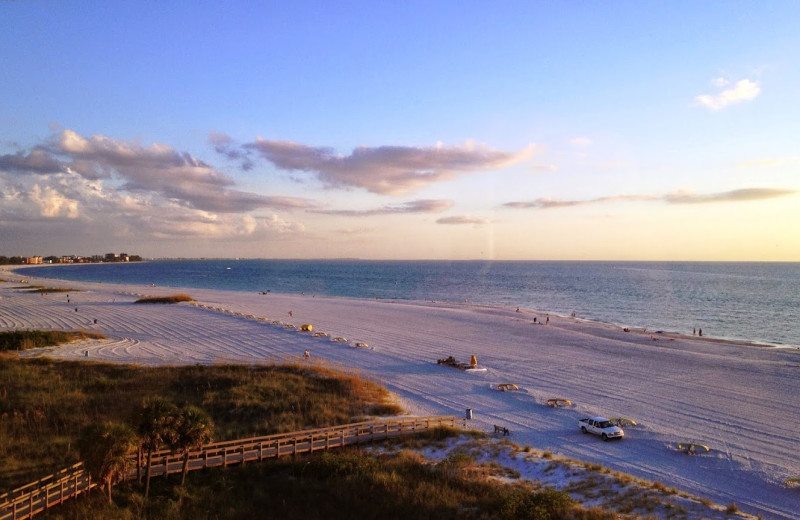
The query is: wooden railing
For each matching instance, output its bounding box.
[0,415,465,520]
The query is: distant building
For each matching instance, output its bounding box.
[25,256,43,264]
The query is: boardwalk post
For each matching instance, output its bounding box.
[137,446,142,483]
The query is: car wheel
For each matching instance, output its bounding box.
[602,433,608,441]
[581,427,587,434]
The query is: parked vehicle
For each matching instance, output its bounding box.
[579,416,624,441]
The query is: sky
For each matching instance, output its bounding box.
[1,1,799,261]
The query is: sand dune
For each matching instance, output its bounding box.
[2,270,799,518]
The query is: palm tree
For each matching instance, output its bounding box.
[135,396,177,500]
[169,405,214,487]
[78,421,137,504]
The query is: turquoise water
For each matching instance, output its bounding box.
[23,260,800,348]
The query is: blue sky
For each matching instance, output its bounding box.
[2,1,798,260]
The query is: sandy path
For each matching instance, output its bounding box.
[1,271,799,518]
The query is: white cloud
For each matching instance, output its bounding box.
[0,130,320,252]
[243,139,538,196]
[736,156,800,169]
[312,199,454,217]
[436,215,489,225]
[695,78,760,110]
[29,184,79,218]
[711,77,730,88]
[504,188,793,210]
[2,129,319,213]
[664,188,794,204]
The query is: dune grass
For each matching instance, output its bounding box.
[0,330,104,352]
[134,294,195,304]
[27,287,73,294]
[36,445,614,520]
[0,358,402,490]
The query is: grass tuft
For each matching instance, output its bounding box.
[134,294,195,304]
[0,330,105,352]
[27,287,73,293]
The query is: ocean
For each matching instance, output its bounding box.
[21,260,800,349]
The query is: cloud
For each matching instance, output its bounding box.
[711,77,729,88]
[504,194,657,209]
[2,129,317,213]
[0,149,65,174]
[663,188,794,204]
[504,188,793,210]
[210,132,255,171]
[695,78,760,110]
[436,215,489,225]
[736,157,800,169]
[29,184,80,218]
[0,129,319,252]
[312,199,454,217]
[242,139,537,195]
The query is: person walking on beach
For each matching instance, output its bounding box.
[303,349,310,360]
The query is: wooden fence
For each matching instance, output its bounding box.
[0,415,465,520]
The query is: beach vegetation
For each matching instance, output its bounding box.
[35,447,616,520]
[134,294,195,304]
[27,287,73,293]
[0,329,104,351]
[0,358,399,490]
[168,405,214,488]
[136,396,178,500]
[77,421,137,505]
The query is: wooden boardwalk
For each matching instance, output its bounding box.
[0,415,464,520]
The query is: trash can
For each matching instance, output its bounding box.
[465,408,473,420]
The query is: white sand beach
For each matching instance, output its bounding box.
[2,268,799,519]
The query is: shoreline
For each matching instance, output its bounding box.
[6,263,796,352]
[2,267,800,518]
